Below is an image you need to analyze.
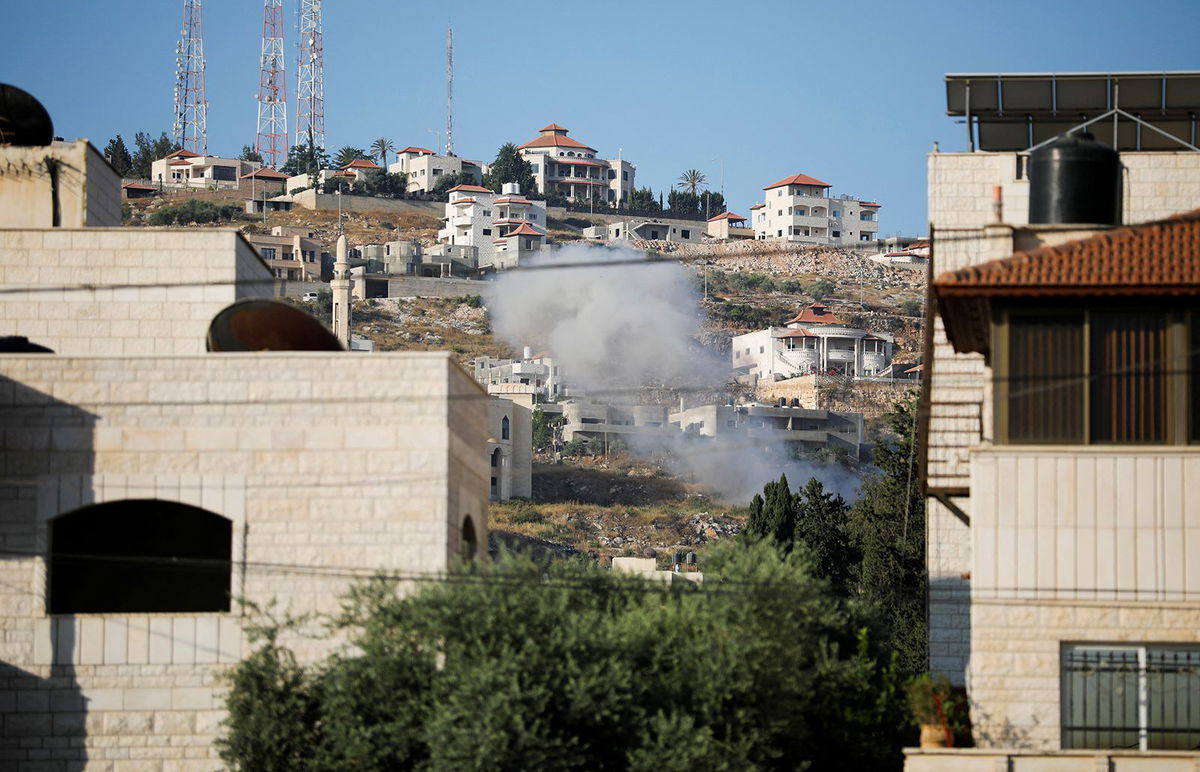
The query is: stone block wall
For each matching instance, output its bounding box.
[0,229,272,356]
[0,352,489,769]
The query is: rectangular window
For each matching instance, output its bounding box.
[1090,312,1168,443]
[432,168,442,176]
[483,210,491,217]
[622,171,628,181]
[261,247,276,260]
[482,229,491,236]
[831,231,840,238]
[1063,644,1200,750]
[1006,314,1085,443]
[682,230,690,239]
[1002,309,1193,445]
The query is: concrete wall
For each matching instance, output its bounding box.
[289,189,444,216]
[0,229,273,355]
[0,351,489,768]
[0,141,121,229]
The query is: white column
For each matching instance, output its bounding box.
[331,235,352,348]
[854,337,861,377]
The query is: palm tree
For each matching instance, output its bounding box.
[334,146,370,168]
[677,169,707,195]
[371,137,395,168]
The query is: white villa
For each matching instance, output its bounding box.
[473,348,562,401]
[582,217,704,244]
[517,123,634,206]
[387,146,484,195]
[752,173,881,245]
[150,149,262,190]
[436,183,547,270]
[731,302,895,383]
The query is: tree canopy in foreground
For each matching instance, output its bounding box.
[220,540,911,771]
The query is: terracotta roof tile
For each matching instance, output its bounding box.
[707,212,746,222]
[164,149,201,159]
[448,184,493,193]
[749,203,765,210]
[122,182,156,190]
[241,168,288,179]
[935,209,1200,354]
[341,159,382,169]
[505,222,545,237]
[784,302,844,326]
[764,173,833,190]
[858,201,881,207]
[776,328,815,338]
[398,146,434,154]
[493,197,532,205]
[540,123,568,132]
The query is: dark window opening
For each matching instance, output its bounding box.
[1007,314,1085,443]
[461,515,478,560]
[49,499,232,614]
[501,415,510,440]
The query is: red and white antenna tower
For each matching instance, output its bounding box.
[255,0,288,168]
[295,0,325,152]
[173,0,208,155]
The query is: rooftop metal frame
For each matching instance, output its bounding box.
[945,72,1200,152]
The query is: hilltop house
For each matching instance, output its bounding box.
[435,183,547,270]
[387,146,484,195]
[150,149,262,190]
[0,131,489,767]
[752,173,881,245]
[913,71,1200,771]
[243,225,325,280]
[706,212,754,240]
[731,302,896,383]
[517,123,634,206]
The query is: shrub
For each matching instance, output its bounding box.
[148,199,243,226]
[808,278,836,301]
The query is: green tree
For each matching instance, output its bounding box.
[808,278,836,301]
[219,542,911,771]
[666,189,699,218]
[626,186,661,214]
[103,135,132,177]
[240,145,263,163]
[700,190,726,217]
[482,143,537,195]
[794,477,857,588]
[130,131,179,180]
[531,408,562,450]
[280,143,329,177]
[334,146,370,168]
[371,137,395,168]
[846,395,926,677]
[429,170,473,200]
[676,168,707,195]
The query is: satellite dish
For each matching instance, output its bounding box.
[0,84,54,146]
[206,299,343,352]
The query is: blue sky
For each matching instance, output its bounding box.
[2,0,1197,234]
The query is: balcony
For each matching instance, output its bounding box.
[826,349,857,363]
[789,214,829,228]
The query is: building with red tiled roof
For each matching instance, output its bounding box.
[340,158,382,170]
[752,172,881,246]
[705,211,754,241]
[150,152,262,190]
[435,182,548,271]
[516,123,635,206]
[385,147,484,195]
[730,302,896,382]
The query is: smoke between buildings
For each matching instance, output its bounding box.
[490,245,867,503]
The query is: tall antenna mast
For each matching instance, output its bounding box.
[295,0,325,152]
[173,0,208,155]
[255,0,288,168]
[445,26,454,157]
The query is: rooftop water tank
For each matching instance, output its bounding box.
[1028,132,1121,226]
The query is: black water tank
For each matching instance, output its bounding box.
[1028,132,1121,225]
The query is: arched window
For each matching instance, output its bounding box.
[461,515,478,560]
[501,416,510,440]
[49,500,232,614]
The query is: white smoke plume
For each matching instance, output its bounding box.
[489,244,867,503]
[490,245,722,391]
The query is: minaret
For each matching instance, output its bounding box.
[331,234,351,348]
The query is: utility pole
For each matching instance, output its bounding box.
[255,0,288,169]
[445,26,454,157]
[173,0,208,155]
[295,0,325,152]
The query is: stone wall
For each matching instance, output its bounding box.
[756,374,917,419]
[0,229,272,355]
[0,352,489,769]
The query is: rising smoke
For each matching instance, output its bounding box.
[490,245,867,503]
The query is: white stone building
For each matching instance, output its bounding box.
[387,146,484,195]
[517,123,634,205]
[436,183,547,270]
[582,217,705,244]
[0,137,490,767]
[752,173,881,245]
[910,71,1200,770]
[731,302,895,383]
[473,349,563,401]
[150,149,261,190]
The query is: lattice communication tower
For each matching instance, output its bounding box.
[295,0,325,152]
[445,26,454,157]
[255,0,288,168]
[173,0,208,155]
